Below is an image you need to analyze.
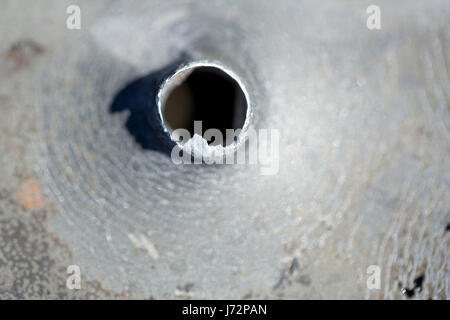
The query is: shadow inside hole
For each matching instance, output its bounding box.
[162,66,248,146]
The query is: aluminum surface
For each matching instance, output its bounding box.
[0,0,449,299]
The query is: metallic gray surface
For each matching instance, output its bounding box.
[0,0,449,299]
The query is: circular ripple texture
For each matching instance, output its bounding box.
[35,0,449,298]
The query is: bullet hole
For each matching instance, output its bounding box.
[160,64,248,146]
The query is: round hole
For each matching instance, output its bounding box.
[158,62,249,147]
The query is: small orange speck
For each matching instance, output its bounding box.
[17,179,46,211]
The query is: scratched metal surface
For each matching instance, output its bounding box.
[0,0,449,299]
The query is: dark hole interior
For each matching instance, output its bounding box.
[162,66,248,146]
